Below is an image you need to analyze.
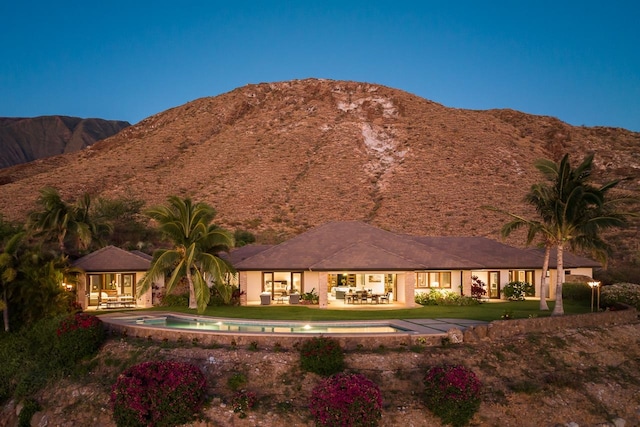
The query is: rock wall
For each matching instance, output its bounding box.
[464,306,638,343]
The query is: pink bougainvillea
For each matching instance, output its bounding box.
[110,361,207,427]
[423,364,482,427]
[309,372,382,427]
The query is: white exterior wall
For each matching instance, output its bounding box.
[452,271,464,293]
[534,270,549,299]
[318,272,328,308]
[396,273,406,303]
[567,267,594,277]
[136,271,158,308]
[395,272,418,307]
[304,271,320,295]
[245,271,264,303]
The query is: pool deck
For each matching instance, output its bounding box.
[392,318,488,334]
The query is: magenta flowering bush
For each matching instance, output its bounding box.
[231,389,257,418]
[55,313,105,367]
[56,312,103,336]
[423,364,482,427]
[309,373,383,427]
[110,361,207,427]
[300,336,345,376]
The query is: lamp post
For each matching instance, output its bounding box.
[588,281,600,312]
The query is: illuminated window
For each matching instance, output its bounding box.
[416,272,451,288]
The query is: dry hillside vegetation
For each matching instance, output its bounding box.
[0,79,637,262]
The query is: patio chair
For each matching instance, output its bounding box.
[288,293,300,304]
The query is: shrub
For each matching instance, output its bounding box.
[423,364,482,427]
[0,313,106,402]
[110,361,206,427]
[601,282,640,310]
[231,390,257,418]
[227,371,248,391]
[562,282,592,302]
[209,284,244,306]
[415,289,479,306]
[309,373,383,427]
[159,292,189,307]
[300,337,344,376]
[470,276,487,300]
[300,288,319,304]
[503,281,534,301]
[56,313,105,367]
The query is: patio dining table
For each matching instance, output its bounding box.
[344,293,386,304]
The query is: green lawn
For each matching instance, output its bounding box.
[125,299,592,322]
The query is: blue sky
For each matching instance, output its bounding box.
[1,1,639,130]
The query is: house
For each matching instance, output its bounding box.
[228,221,600,308]
[72,245,162,309]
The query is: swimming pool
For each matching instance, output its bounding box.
[123,314,409,334]
[99,312,471,350]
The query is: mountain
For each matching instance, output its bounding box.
[0,79,637,266]
[0,116,130,168]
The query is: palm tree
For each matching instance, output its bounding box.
[536,154,634,315]
[487,153,635,315]
[0,231,25,332]
[493,213,553,310]
[27,187,110,256]
[137,196,235,313]
[485,182,557,310]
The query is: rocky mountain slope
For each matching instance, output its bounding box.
[0,79,637,264]
[0,116,130,168]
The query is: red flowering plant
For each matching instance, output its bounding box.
[299,336,345,376]
[231,389,257,418]
[110,361,207,427]
[55,313,105,367]
[423,364,482,427]
[309,372,383,427]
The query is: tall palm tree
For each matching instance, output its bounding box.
[487,153,635,315]
[137,196,235,313]
[533,154,632,315]
[486,182,557,310]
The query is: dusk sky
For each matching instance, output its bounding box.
[1,1,639,131]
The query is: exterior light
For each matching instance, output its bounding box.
[588,281,601,312]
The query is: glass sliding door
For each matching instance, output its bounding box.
[488,271,500,299]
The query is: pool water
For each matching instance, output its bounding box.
[130,315,407,334]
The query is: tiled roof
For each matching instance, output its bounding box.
[72,245,152,272]
[233,221,600,271]
[410,236,600,269]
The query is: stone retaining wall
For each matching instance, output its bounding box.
[102,307,638,350]
[463,306,639,343]
[102,321,442,351]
